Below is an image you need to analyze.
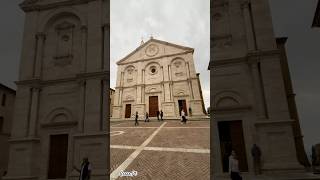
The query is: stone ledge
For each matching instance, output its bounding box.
[41,120,78,128]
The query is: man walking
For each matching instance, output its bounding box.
[251,144,262,175]
[73,157,92,180]
[135,111,139,126]
[145,112,149,122]
[189,107,192,116]
[156,110,160,121]
[160,110,164,121]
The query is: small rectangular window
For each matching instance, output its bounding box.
[1,94,6,106]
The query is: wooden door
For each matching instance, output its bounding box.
[149,96,158,117]
[48,134,68,179]
[230,121,248,172]
[178,100,188,116]
[218,121,248,172]
[125,104,131,118]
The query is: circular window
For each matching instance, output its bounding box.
[149,66,157,75]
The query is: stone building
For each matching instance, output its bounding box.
[0,84,15,177]
[5,0,110,179]
[111,38,207,120]
[209,0,309,177]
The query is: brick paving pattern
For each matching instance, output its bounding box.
[110,121,210,180]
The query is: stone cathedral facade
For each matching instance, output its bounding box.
[5,0,109,179]
[112,38,207,120]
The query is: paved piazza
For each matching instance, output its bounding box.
[110,120,210,180]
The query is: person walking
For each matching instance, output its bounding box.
[160,110,163,121]
[189,107,192,116]
[145,112,150,122]
[156,110,160,121]
[73,157,92,180]
[181,109,186,124]
[229,150,242,180]
[134,111,139,126]
[251,144,262,175]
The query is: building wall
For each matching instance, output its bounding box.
[210,0,305,176]
[5,0,110,179]
[0,84,15,176]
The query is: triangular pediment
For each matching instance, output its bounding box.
[117,38,194,65]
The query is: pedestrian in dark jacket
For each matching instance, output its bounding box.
[135,112,139,126]
[145,112,150,122]
[73,157,92,180]
[160,110,163,121]
[251,144,262,175]
[156,110,160,121]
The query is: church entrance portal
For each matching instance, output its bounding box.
[125,104,131,118]
[47,134,68,179]
[149,96,159,117]
[178,100,188,116]
[218,120,248,172]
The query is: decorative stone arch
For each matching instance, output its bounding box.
[38,7,86,33]
[45,107,74,123]
[123,95,135,102]
[214,90,242,107]
[124,65,136,73]
[174,89,188,97]
[170,57,186,67]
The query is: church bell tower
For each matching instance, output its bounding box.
[5,0,110,179]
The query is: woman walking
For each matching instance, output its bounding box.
[229,150,242,180]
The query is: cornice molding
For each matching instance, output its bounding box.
[20,0,99,12]
[117,50,193,66]
[209,49,280,68]
[15,71,109,87]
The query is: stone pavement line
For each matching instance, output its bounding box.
[143,147,210,153]
[110,122,167,180]
[111,145,138,150]
[111,127,158,129]
[111,127,209,129]
[111,122,128,127]
[111,145,210,154]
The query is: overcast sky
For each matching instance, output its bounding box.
[0,0,319,154]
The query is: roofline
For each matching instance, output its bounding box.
[116,38,194,65]
[312,0,320,27]
[0,83,16,94]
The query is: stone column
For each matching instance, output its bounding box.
[186,62,194,99]
[78,80,86,132]
[80,25,88,72]
[28,86,40,137]
[241,1,256,51]
[34,33,46,78]
[142,69,145,84]
[168,65,174,101]
[249,60,267,119]
[102,79,108,131]
[161,66,165,102]
[103,23,109,71]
